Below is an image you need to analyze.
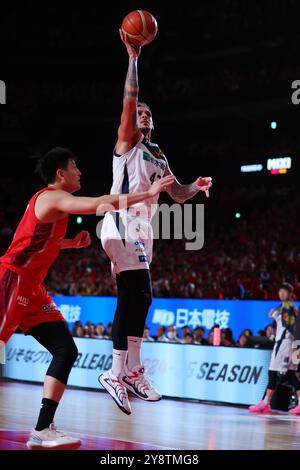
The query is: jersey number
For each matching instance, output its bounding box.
[149,172,161,184]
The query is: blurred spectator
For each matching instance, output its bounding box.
[143,326,155,342]
[237,333,248,347]
[207,329,214,346]
[265,324,276,342]
[95,323,109,339]
[242,329,253,337]
[181,325,193,339]
[71,321,82,336]
[222,328,236,346]
[193,327,208,345]
[258,329,266,336]
[167,325,182,343]
[183,332,195,344]
[156,325,169,343]
[74,325,85,337]
[106,322,113,340]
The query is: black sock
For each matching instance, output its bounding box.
[35,398,59,431]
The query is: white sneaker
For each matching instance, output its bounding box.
[26,423,81,450]
[120,364,162,401]
[98,370,132,415]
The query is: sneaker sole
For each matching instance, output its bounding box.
[98,375,132,415]
[26,441,81,450]
[249,409,270,414]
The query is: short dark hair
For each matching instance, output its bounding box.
[185,332,194,338]
[35,147,76,184]
[280,282,294,293]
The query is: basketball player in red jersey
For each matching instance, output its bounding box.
[0,147,174,449]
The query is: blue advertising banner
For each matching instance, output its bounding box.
[3,334,271,405]
[53,296,300,340]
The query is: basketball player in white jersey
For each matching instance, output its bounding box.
[99,30,212,414]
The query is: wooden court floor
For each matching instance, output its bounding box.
[1,380,300,450]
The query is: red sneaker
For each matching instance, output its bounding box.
[249,401,271,413]
[289,404,300,415]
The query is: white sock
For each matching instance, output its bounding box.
[127,336,143,370]
[111,349,127,377]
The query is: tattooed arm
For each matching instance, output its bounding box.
[115,29,143,155]
[164,158,212,203]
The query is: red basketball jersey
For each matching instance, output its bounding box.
[0,187,68,283]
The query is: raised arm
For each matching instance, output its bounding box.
[115,30,143,155]
[164,158,212,203]
[35,175,175,220]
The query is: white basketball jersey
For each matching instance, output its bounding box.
[101,135,167,273]
[110,134,167,221]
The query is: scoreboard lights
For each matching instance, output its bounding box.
[240,164,263,173]
[240,157,292,175]
[267,157,291,175]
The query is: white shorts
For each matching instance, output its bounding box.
[269,338,297,373]
[100,211,153,275]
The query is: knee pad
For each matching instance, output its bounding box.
[64,341,78,366]
[47,341,78,385]
[136,289,152,309]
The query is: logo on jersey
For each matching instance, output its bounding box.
[138,255,148,263]
[17,296,29,307]
[143,152,166,171]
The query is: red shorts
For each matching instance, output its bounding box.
[0,264,65,344]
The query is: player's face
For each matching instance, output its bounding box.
[279,288,289,302]
[62,159,82,192]
[137,106,154,134]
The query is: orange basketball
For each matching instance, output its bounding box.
[121,10,158,47]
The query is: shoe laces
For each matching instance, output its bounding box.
[49,422,66,437]
[131,366,154,391]
[110,373,129,402]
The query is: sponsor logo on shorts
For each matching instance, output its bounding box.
[17,296,29,307]
[42,302,60,314]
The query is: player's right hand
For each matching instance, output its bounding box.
[148,175,175,197]
[72,230,92,249]
[119,28,141,59]
[269,309,275,318]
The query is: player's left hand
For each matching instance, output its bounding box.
[195,177,212,198]
[72,231,92,249]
